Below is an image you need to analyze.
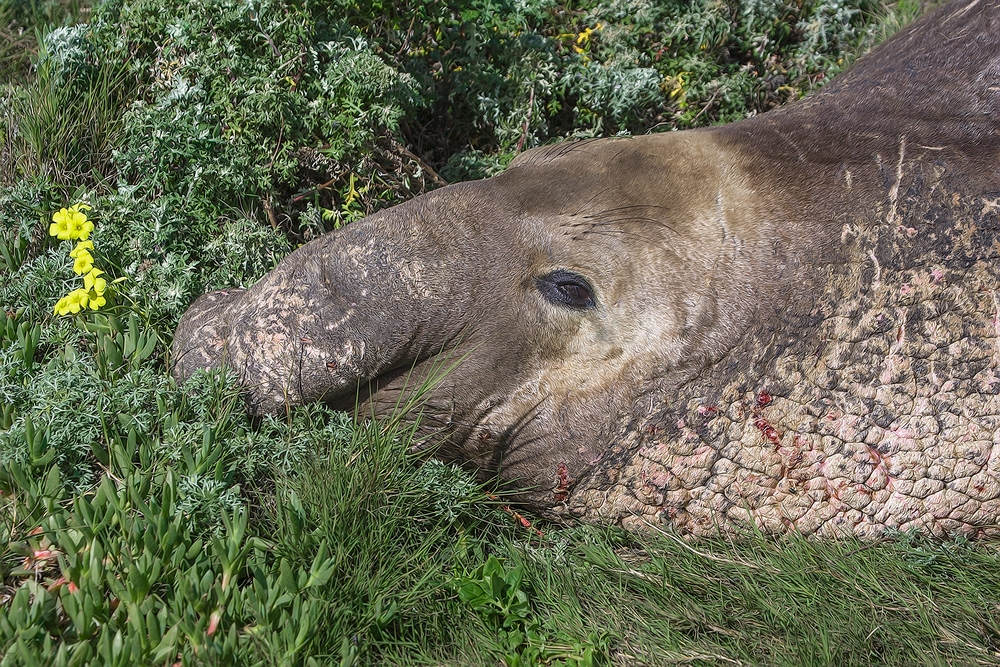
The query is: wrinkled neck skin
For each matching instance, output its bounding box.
[562,0,1000,538]
[570,161,1000,539]
[171,0,1000,539]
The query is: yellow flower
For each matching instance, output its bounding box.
[49,208,74,240]
[83,268,107,294]
[72,215,95,241]
[71,249,94,275]
[86,291,106,310]
[49,204,94,241]
[575,23,602,46]
[69,240,94,257]
[54,289,90,315]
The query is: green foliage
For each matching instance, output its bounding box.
[103,0,413,205]
[0,300,345,519]
[4,0,421,324]
[0,181,61,291]
[411,458,483,522]
[515,524,1000,666]
[258,417,499,665]
[0,0,95,83]
[332,0,904,177]
[0,331,500,665]
[82,313,158,380]
[456,554,605,666]
[0,458,339,666]
[0,218,32,276]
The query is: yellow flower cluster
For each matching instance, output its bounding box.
[662,72,689,104]
[50,204,108,315]
[49,203,95,241]
[569,22,603,55]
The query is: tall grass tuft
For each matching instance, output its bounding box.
[261,416,503,665]
[3,33,133,189]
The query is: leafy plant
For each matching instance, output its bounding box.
[456,554,606,666]
[2,27,133,189]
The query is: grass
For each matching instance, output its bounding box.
[2,0,998,665]
[0,0,94,84]
[533,528,1000,665]
[4,406,1000,666]
[4,46,130,188]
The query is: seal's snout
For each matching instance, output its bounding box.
[169,217,447,414]
[170,288,247,384]
[170,278,368,413]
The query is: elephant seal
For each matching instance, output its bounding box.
[173,0,1000,539]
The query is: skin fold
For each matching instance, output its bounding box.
[172,0,1000,539]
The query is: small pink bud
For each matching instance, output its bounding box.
[207,609,222,637]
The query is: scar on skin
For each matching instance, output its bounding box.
[868,249,882,288]
[885,135,907,226]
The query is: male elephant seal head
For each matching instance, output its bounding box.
[173,0,1000,539]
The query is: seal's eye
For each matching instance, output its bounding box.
[536,270,596,310]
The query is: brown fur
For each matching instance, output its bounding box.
[173,0,1000,538]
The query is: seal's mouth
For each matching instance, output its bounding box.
[326,353,451,415]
